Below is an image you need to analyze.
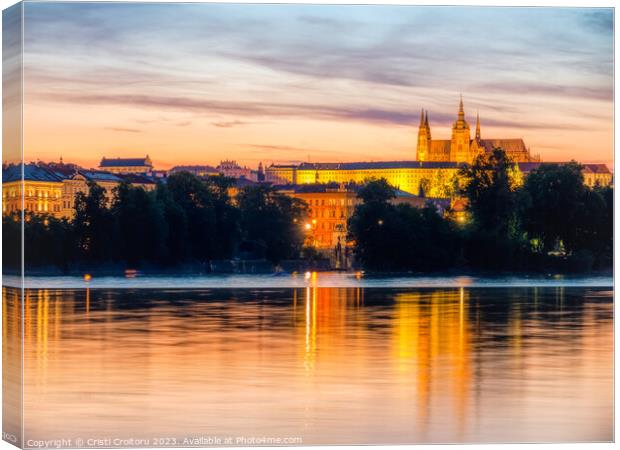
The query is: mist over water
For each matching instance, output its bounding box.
[5,286,613,444]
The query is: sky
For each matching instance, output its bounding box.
[19,3,614,169]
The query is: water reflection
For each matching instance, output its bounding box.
[4,286,613,444]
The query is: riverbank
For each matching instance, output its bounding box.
[3,271,613,290]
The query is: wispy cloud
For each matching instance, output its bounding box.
[104,126,142,133]
[212,120,249,128]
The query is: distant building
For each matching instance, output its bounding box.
[257,162,265,182]
[3,162,158,219]
[265,164,299,185]
[270,161,459,197]
[216,160,253,180]
[169,165,218,177]
[517,162,613,188]
[278,183,446,254]
[99,155,153,174]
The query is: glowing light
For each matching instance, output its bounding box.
[304,271,311,280]
[83,274,92,282]
[311,219,317,225]
[304,223,311,230]
[377,219,384,226]
[124,269,138,278]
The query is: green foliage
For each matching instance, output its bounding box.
[73,181,115,261]
[111,182,167,264]
[10,161,614,274]
[349,153,612,273]
[2,213,21,270]
[348,179,460,271]
[237,185,308,264]
[521,162,586,253]
[458,148,521,237]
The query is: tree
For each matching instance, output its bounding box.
[111,182,167,265]
[73,181,114,262]
[521,162,586,253]
[237,185,308,264]
[24,213,76,270]
[202,175,240,259]
[572,185,613,267]
[166,172,220,261]
[459,148,521,237]
[2,213,21,270]
[458,148,528,269]
[154,182,189,264]
[348,179,460,271]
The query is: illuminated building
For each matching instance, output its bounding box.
[2,164,63,217]
[417,96,539,164]
[517,162,613,188]
[58,170,156,219]
[265,164,298,185]
[279,183,447,257]
[99,155,153,174]
[294,161,460,197]
[267,161,460,197]
[2,163,156,219]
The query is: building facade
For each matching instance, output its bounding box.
[265,164,298,185]
[281,184,447,253]
[99,155,153,174]
[3,163,157,220]
[517,162,613,188]
[417,97,539,164]
[3,164,64,218]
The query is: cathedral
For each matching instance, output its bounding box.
[416,97,538,163]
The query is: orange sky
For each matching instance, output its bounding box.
[17,4,614,170]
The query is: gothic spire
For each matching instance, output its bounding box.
[458,94,465,120]
[419,108,425,127]
[475,111,481,140]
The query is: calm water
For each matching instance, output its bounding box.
[3,286,613,445]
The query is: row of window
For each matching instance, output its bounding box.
[309,208,347,219]
[304,198,355,206]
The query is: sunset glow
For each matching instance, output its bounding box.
[20,4,613,169]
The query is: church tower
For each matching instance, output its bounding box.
[416,109,431,161]
[450,96,471,163]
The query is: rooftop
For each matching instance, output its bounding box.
[3,163,64,183]
[298,161,461,170]
[100,156,152,168]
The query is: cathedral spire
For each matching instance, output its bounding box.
[475,111,481,140]
[425,111,431,138]
[458,94,465,120]
[419,109,425,127]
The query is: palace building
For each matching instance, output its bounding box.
[2,162,157,220]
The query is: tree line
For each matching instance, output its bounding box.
[3,172,308,271]
[348,149,612,273]
[3,150,613,273]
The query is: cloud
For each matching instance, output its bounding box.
[212,120,249,128]
[104,127,142,133]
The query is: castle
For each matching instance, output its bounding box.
[416,96,538,163]
[264,97,541,196]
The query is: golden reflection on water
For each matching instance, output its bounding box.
[3,286,613,444]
